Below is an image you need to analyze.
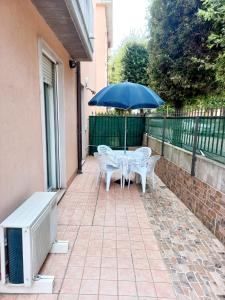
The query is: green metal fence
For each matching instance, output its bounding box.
[89,115,145,154]
[145,115,225,165]
[89,113,225,165]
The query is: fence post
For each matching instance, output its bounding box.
[191,116,200,176]
[161,115,166,156]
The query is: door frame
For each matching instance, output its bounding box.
[38,39,67,191]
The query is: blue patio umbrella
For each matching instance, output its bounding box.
[88,82,165,152]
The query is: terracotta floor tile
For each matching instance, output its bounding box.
[131,249,147,259]
[138,297,157,300]
[118,281,137,296]
[53,278,63,293]
[72,246,87,257]
[37,295,58,300]
[118,297,138,300]
[101,257,117,268]
[117,257,133,269]
[130,241,145,250]
[99,280,117,296]
[16,296,37,300]
[154,283,176,298]
[85,256,101,268]
[61,279,81,294]
[65,266,83,279]
[101,268,117,280]
[116,241,130,249]
[0,296,17,300]
[144,243,160,251]
[133,258,149,269]
[88,240,103,248]
[118,268,135,281]
[103,239,117,249]
[58,295,78,300]
[148,259,167,271]
[70,256,86,267]
[117,233,129,241]
[117,248,131,258]
[102,247,117,258]
[83,267,100,280]
[86,247,102,257]
[99,296,118,300]
[136,282,156,297]
[80,280,99,295]
[146,250,162,260]
[78,295,98,300]
[134,269,153,282]
[151,269,172,283]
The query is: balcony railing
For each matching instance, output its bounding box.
[78,0,94,50]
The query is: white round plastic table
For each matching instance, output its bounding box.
[112,150,143,179]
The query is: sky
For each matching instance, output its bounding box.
[112,0,149,51]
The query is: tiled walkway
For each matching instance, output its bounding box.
[142,176,225,300]
[2,157,176,300]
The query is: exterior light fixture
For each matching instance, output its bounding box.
[69,59,77,69]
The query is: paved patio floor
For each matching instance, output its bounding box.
[1,157,176,299]
[3,156,225,300]
[142,176,225,300]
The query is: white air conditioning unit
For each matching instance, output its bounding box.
[0,192,68,294]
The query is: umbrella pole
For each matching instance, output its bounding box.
[124,115,127,154]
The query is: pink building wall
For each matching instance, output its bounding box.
[95,4,109,96]
[0,0,77,221]
[0,0,111,221]
[80,2,109,157]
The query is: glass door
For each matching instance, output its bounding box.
[42,56,60,191]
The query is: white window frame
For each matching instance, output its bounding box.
[38,39,67,190]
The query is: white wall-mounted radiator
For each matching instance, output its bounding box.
[0,192,68,294]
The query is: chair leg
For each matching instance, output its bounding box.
[122,176,125,188]
[120,174,123,189]
[106,172,112,192]
[141,174,146,194]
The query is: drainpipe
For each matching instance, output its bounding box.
[76,61,82,174]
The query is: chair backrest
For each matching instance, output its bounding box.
[134,147,152,164]
[147,155,160,174]
[97,145,113,155]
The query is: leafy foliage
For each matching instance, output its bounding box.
[198,0,225,88]
[147,0,219,108]
[108,48,124,84]
[108,33,149,85]
[121,42,149,86]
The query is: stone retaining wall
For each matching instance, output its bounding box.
[145,135,225,246]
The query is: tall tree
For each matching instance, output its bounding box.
[147,0,218,109]
[108,32,148,85]
[198,0,225,90]
[121,42,149,86]
[108,48,124,84]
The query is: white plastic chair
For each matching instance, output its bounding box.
[95,150,122,191]
[134,147,152,164]
[97,145,113,155]
[128,147,152,193]
[147,155,160,190]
